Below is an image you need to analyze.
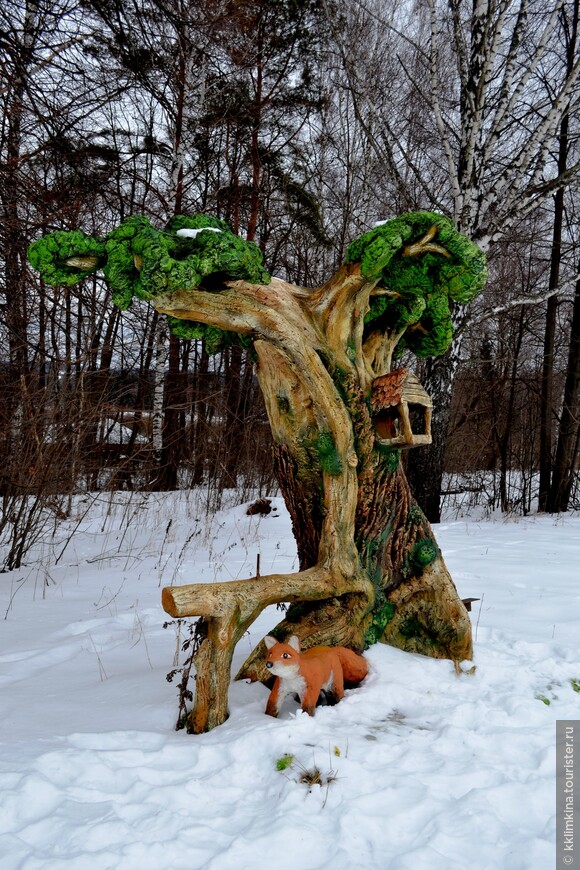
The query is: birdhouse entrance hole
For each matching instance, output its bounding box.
[374,409,401,441]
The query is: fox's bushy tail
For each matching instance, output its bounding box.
[336,647,368,685]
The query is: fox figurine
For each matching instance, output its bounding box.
[264,635,368,717]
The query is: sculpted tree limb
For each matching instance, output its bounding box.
[29,210,486,732]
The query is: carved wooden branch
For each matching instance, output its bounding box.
[163,566,372,733]
[162,566,369,620]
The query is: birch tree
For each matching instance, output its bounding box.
[328,0,580,517]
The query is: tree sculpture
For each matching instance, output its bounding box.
[28,211,486,732]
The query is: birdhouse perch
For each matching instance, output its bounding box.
[371,369,433,449]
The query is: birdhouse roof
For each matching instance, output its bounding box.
[371,368,432,411]
[371,369,408,410]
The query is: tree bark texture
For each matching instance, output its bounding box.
[549,263,580,511]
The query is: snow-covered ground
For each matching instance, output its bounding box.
[1,491,578,869]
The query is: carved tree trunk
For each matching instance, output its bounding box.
[157,264,472,730]
[237,354,471,684]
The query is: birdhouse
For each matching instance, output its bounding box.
[371,368,432,449]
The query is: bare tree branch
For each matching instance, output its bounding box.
[464,272,580,329]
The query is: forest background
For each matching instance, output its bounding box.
[1,0,579,573]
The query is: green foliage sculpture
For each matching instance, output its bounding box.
[29,210,486,732]
[29,214,269,352]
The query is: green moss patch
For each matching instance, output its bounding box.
[410,538,439,569]
[346,211,487,358]
[314,432,343,476]
[27,214,271,354]
[375,443,401,471]
[399,615,425,640]
[28,230,106,287]
[300,430,343,478]
[406,505,424,526]
[364,599,395,648]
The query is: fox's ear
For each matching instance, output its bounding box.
[264,636,277,650]
[288,635,300,652]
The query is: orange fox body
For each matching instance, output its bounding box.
[264,635,368,717]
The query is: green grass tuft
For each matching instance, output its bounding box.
[276,754,295,771]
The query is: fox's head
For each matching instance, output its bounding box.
[264,635,301,677]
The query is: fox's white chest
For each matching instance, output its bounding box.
[279,671,307,698]
[277,668,335,699]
